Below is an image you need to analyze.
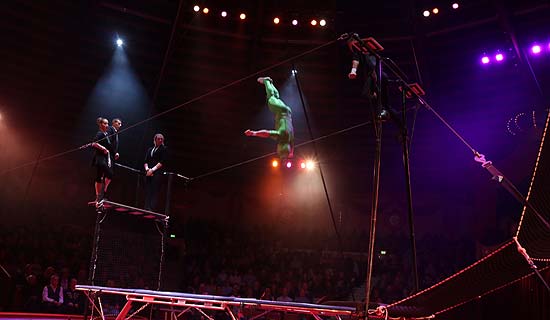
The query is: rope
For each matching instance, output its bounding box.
[293,67,344,254]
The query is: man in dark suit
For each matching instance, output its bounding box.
[144,133,167,211]
[108,118,122,161]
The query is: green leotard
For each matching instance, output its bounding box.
[263,79,294,159]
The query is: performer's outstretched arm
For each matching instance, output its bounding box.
[92,142,109,154]
[349,59,359,79]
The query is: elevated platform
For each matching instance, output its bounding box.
[76,285,357,320]
[87,200,169,222]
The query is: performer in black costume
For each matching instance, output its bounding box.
[91,117,114,204]
[347,36,380,101]
[144,133,167,211]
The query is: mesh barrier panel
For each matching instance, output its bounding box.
[387,111,550,318]
[90,208,166,290]
[516,112,550,260]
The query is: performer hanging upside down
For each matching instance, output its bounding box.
[91,117,114,204]
[245,77,294,159]
[346,37,379,100]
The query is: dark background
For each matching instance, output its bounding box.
[0,0,549,317]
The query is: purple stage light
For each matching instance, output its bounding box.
[481,56,490,64]
[495,53,504,61]
[531,45,541,54]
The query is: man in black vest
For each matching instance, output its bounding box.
[144,133,167,211]
[42,274,63,313]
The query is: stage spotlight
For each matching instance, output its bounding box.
[239,13,246,20]
[432,8,439,14]
[481,56,490,64]
[306,160,315,170]
[310,19,317,26]
[202,7,209,14]
[193,5,200,12]
[221,11,227,17]
[273,17,280,24]
[272,159,279,168]
[495,53,504,61]
[116,38,123,47]
[300,162,306,169]
[531,45,541,54]
[319,19,326,26]
[452,3,459,9]
[286,161,292,169]
[292,19,298,26]
[423,10,430,17]
[291,69,297,76]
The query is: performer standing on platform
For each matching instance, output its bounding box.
[108,118,122,161]
[144,133,167,211]
[91,117,114,203]
[244,77,294,160]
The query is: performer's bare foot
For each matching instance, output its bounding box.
[257,77,272,84]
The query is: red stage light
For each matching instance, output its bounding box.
[240,13,246,20]
[286,161,292,168]
[202,8,209,14]
[273,17,280,24]
[300,162,306,169]
[272,159,279,168]
[310,20,317,26]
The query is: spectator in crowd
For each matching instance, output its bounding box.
[260,287,274,301]
[22,274,42,312]
[294,287,311,303]
[42,274,63,313]
[64,278,84,314]
[276,287,293,302]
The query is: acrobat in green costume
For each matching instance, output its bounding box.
[245,77,294,159]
